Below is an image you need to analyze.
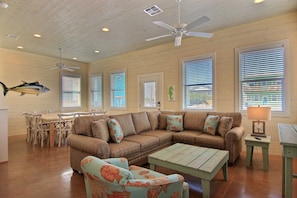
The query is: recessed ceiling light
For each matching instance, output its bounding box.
[33,33,42,38]
[17,46,23,49]
[254,0,264,4]
[94,50,100,54]
[0,1,8,9]
[73,57,77,60]
[102,27,109,32]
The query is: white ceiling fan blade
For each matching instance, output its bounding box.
[145,34,172,41]
[185,31,214,38]
[186,16,210,31]
[67,66,80,70]
[62,67,75,72]
[50,67,58,70]
[153,21,176,31]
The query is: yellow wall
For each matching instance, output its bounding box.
[0,48,88,136]
[89,12,297,155]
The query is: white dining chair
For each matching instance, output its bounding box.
[56,113,77,147]
[30,113,50,147]
[23,112,33,143]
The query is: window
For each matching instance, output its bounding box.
[182,54,215,110]
[236,40,289,116]
[89,74,102,108]
[61,75,81,108]
[110,71,126,108]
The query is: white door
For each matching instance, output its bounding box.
[138,73,163,111]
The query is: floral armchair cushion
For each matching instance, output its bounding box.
[81,156,189,198]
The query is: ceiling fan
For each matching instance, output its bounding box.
[50,48,80,72]
[145,0,214,47]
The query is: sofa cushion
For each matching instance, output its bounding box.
[166,115,184,132]
[92,119,110,142]
[146,111,160,130]
[140,130,174,145]
[73,115,110,136]
[131,112,151,133]
[111,113,136,137]
[218,116,233,137]
[172,131,203,145]
[109,141,141,158]
[108,119,124,143]
[203,115,220,135]
[195,134,225,149]
[183,111,208,131]
[124,134,159,151]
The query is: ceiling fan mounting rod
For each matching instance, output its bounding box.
[177,0,181,25]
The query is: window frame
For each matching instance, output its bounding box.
[181,53,216,111]
[110,70,127,110]
[89,73,103,109]
[61,74,82,110]
[235,39,290,117]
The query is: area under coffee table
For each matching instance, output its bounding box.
[148,143,229,198]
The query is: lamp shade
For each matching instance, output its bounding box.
[247,106,271,121]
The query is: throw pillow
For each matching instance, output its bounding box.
[203,115,220,135]
[166,115,184,132]
[108,119,124,143]
[218,116,233,137]
[92,119,110,142]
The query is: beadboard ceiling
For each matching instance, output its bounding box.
[0,0,296,63]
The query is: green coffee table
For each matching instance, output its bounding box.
[148,143,229,198]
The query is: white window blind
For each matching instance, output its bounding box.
[90,74,102,108]
[183,56,213,110]
[61,75,81,108]
[239,47,285,111]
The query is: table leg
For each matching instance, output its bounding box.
[285,156,292,198]
[49,122,54,147]
[246,145,253,167]
[282,154,285,196]
[222,161,228,181]
[262,147,269,171]
[150,164,156,171]
[201,179,210,198]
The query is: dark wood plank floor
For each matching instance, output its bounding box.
[0,134,296,198]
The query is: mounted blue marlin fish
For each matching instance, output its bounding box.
[0,81,50,96]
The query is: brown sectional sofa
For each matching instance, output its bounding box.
[67,111,245,173]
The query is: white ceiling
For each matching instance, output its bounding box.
[0,0,296,63]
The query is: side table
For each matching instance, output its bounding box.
[245,134,271,171]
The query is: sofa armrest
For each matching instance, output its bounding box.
[67,134,110,158]
[225,126,245,143]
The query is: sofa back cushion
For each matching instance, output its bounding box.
[183,111,208,131]
[92,119,110,142]
[73,115,110,136]
[131,112,151,133]
[207,112,241,128]
[111,113,136,137]
[146,111,160,130]
[159,112,176,130]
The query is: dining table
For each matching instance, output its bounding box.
[41,111,106,147]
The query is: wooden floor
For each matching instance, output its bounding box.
[0,134,296,198]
